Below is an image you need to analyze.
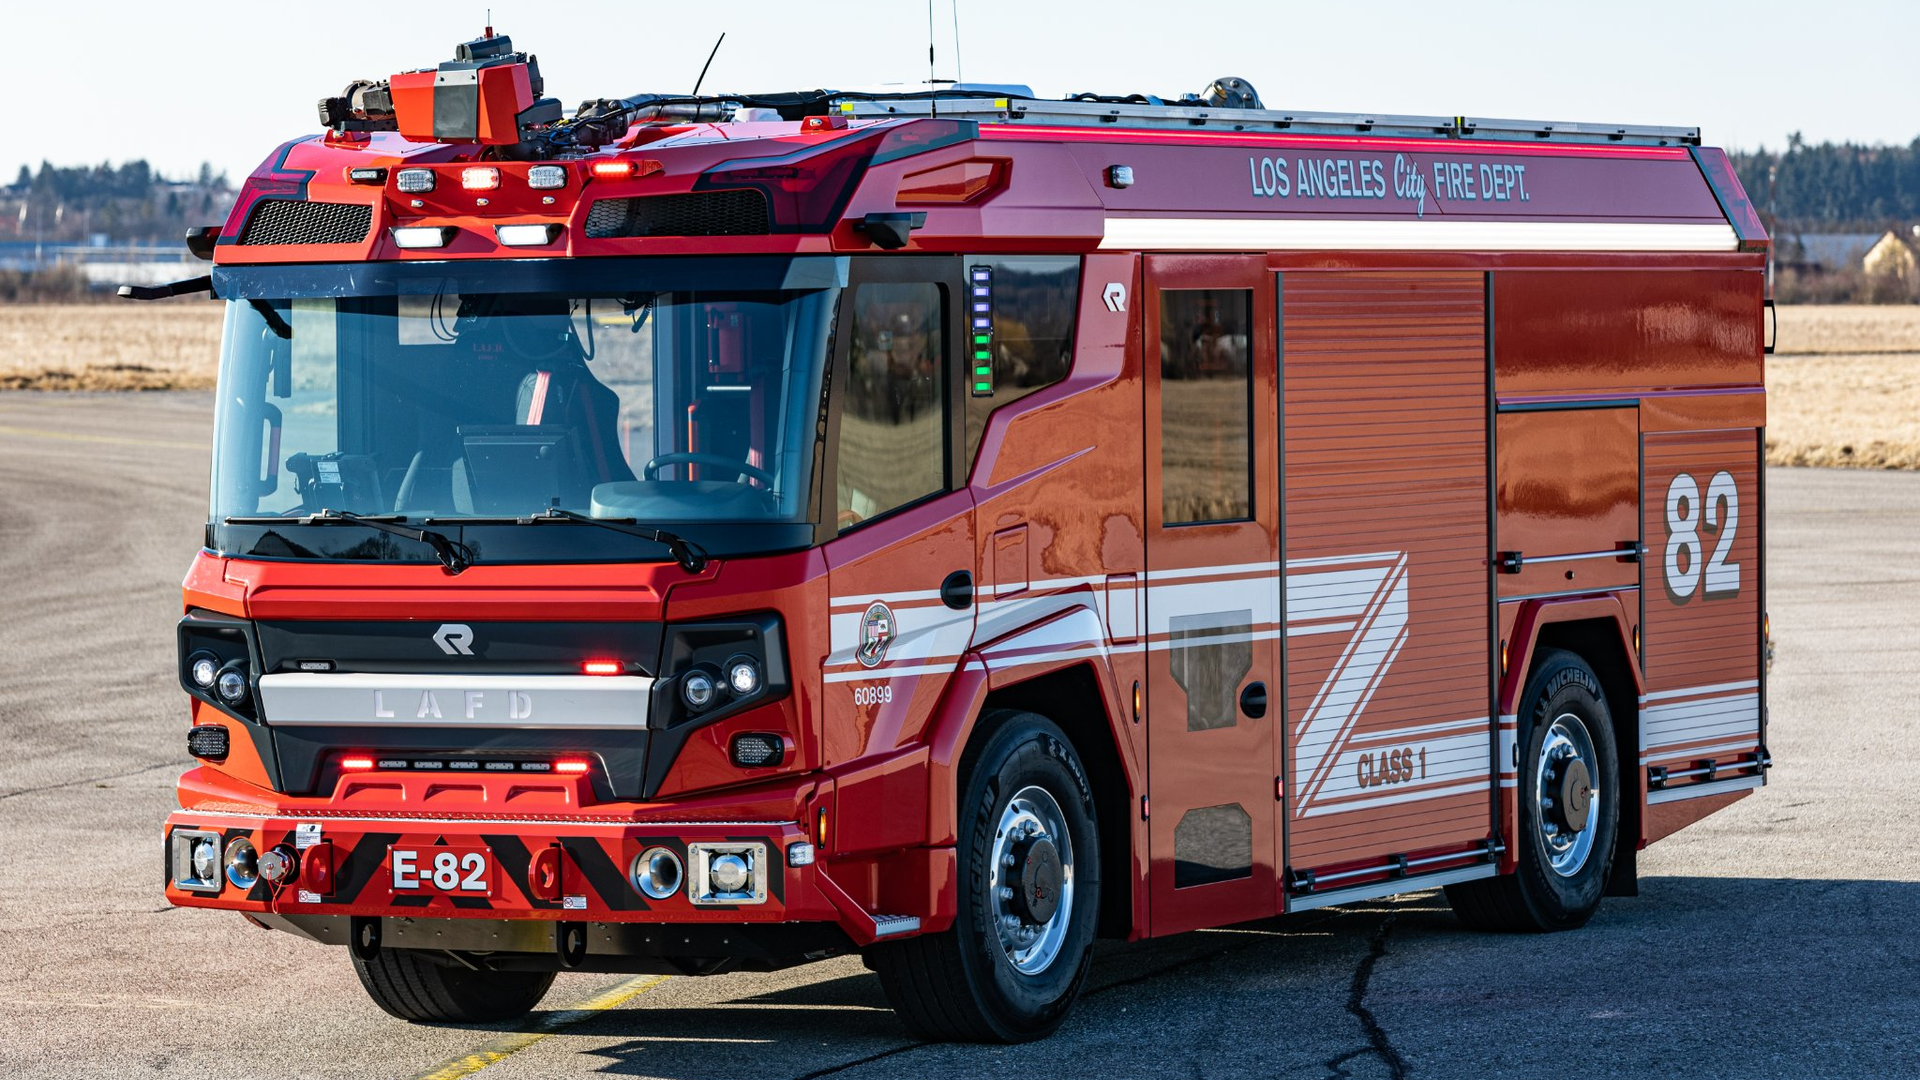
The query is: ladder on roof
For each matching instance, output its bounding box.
[835,95,1701,147]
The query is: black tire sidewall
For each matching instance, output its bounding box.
[1514,652,1619,929]
[951,712,1101,1040]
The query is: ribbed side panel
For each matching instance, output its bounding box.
[1282,272,1492,873]
[1639,430,1762,772]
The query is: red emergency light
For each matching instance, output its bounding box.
[555,760,590,774]
[340,757,375,771]
[580,660,623,675]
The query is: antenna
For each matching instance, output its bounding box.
[951,0,963,88]
[927,0,937,116]
[691,32,726,96]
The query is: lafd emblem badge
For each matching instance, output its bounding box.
[857,602,896,668]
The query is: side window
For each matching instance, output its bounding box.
[963,255,1081,460]
[1159,289,1253,525]
[836,282,947,530]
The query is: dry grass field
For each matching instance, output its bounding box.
[1768,306,1920,469]
[0,302,223,391]
[1,301,1916,469]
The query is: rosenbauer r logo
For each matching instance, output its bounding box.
[433,624,476,656]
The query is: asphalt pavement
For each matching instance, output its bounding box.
[0,391,1915,1079]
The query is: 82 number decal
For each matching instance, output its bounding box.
[1663,470,1741,602]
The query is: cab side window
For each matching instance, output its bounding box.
[835,282,948,530]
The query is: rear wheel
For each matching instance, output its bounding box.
[866,711,1100,1042]
[1447,648,1619,932]
[352,949,555,1023]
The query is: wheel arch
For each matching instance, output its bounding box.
[974,664,1137,940]
[1506,598,1643,896]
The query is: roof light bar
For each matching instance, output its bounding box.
[390,226,455,249]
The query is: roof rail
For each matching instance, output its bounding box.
[834,96,1701,147]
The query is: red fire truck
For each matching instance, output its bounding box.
[153,29,1770,1041]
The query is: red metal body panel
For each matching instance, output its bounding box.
[1280,272,1492,898]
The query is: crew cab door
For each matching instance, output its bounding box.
[1142,255,1281,934]
[821,257,974,808]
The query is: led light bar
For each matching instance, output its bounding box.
[395,168,435,194]
[495,223,564,247]
[527,164,567,190]
[346,167,388,185]
[390,226,455,249]
[969,265,994,397]
[461,166,500,191]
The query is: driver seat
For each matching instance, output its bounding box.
[514,364,637,487]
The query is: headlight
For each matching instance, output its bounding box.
[681,671,716,710]
[189,654,218,689]
[215,664,249,706]
[224,838,259,889]
[727,656,762,696]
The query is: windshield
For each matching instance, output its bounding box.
[209,257,842,563]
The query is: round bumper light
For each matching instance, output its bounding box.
[215,665,249,706]
[190,837,219,882]
[258,845,299,886]
[224,838,259,889]
[631,846,683,900]
[189,655,218,689]
[709,853,750,894]
[726,657,762,696]
[682,671,716,710]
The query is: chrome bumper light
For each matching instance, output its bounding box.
[686,841,767,905]
[170,829,224,893]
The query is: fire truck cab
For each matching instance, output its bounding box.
[159,31,1769,1042]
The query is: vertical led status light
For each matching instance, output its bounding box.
[969,265,995,397]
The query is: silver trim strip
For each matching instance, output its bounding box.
[1287,864,1498,913]
[257,672,653,729]
[1648,775,1764,804]
[1514,548,1638,566]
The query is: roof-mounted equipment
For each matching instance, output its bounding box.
[318,27,562,146]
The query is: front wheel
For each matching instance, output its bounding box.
[1446,648,1620,932]
[352,949,555,1023]
[866,711,1100,1042]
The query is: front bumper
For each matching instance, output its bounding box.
[164,809,829,924]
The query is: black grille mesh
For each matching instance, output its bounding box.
[238,199,374,246]
[584,190,771,238]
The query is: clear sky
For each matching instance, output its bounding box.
[10,0,1917,183]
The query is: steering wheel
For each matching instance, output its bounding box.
[643,452,777,486]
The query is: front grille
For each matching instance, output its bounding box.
[584,190,771,238]
[238,199,374,246]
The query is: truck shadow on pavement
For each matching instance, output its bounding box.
[459,874,1919,1080]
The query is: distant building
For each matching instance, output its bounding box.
[1777,232,1881,274]
[1862,227,1919,283]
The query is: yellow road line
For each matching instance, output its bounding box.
[410,975,670,1080]
[0,424,203,450]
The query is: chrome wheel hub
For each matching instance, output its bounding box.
[1534,712,1601,877]
[988,784,1075,975]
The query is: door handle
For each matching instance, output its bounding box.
[940,570,975,610]
[1239,681,1268,719]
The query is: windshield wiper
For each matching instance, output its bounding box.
[224,510,474,574]
[430,509,708,573]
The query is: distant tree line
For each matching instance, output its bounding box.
[1729,135,1920,233]
[4,160,233,243]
